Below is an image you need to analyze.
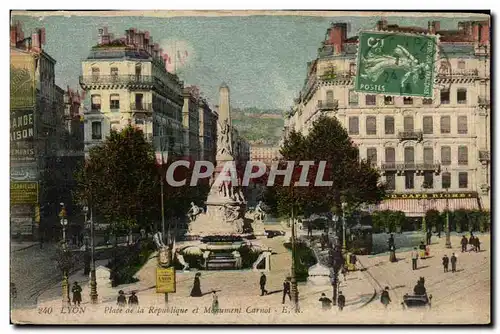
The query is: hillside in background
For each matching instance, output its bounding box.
[231,107,285,144]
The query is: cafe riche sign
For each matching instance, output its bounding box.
[385,192,478,200]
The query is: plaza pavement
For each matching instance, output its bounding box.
[11,226,490,325]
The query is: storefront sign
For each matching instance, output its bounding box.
[385,192,478,200]
[11,140,35,163]
[11,217,33,235]
[10,181,38,204]
[11,110,34,142]
[156,267,176,293]
[10,55,35,109]
[10,166,38,181]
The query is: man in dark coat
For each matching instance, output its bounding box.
[426,230,432,245]
[320,233,328,251]
[282,278,291,304]
[337,291,346,311]
[83,250,91,276]
[128,291,139,306]
[469,235,476,252]
[307,222,313,238]
[72,282,82,306]
[450,253,457,273]
[461,235,468,252]
[380,287,391,308]
[117,290,127,307]
[476,237,481,252]
[259,272,268,296]
[442,254,449,273]
[319,293,332,310]
[190,273,202,297]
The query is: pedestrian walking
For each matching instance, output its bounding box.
[128,291,139,306]
[411,247,419,270]
[461,235,468,252]
[320,233,327,251]
[337,291,346,311]
[307,222,313,238]
[211,291,219,314]
[190,273,202,297]
[475,237,481,252]
[442,254,449,273]
[380,287,391,308]
[72,282,82,306]
[282,278,291,304]
[83,250,91,276]
[469,234,475,252]
[319,293,332,310]
[450,253,457,273]
[117,290,127,307]
[259,272,268,296]
[426,230,432,245]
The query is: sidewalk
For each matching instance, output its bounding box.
[32,225,377,313]
[10,241,39,252]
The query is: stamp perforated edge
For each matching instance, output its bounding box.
[353,29,441,99]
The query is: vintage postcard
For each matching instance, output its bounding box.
[9,10,491,325]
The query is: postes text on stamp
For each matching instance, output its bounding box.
[355,31,437,98]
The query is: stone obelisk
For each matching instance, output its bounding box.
[186,83,246,237]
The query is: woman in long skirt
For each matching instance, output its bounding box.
[211,291,219,314]
[190,273,202,297]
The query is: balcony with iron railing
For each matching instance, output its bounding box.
[479,150,490,163]
[79,75,154,88]
[130,103,153,113]
[319,70,354,81]
[316,99,339,111]
[397,130,423,142]
[437,68,479,77]
[381,161,441,174]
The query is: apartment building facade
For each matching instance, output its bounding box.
[10,23,68,238]
[285,20,491,216]
[79,27,185,157]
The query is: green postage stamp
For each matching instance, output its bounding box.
[355,31,438,97]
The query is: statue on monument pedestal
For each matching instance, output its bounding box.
[254,201,266,222]
[217,119,233,157]
[187,202,203,222]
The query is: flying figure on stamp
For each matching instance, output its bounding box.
[360,44,430,89]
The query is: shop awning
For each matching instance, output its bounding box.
[376,198,481,217]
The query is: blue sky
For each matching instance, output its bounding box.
[12,12,486,109]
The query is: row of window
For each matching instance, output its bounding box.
[385,171,469,190]
[342,89,469,106]
[348,115,468,135]
[91,63,142,77]
[370,146,469,166]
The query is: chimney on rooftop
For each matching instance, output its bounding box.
[31,31,40,50]
[376,19,388,31]
[428,21,440,34]
[328,23,347,55]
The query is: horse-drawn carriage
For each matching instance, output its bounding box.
[402,294,432,309]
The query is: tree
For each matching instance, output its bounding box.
[424,209,441,233]
[74,125,160,237]
[272,116,386,222]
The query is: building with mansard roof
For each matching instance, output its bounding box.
[284,19,490,217]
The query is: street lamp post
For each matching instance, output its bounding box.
[341,202,347,253]
[290,204,299,312]
[59,203,70,306]
[444,188,452,249]
[89,206,98,303]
